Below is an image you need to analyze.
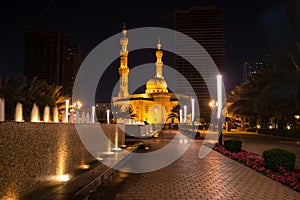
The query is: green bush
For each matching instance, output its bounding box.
[224,139,242,152]
[257,129,300,139]
[263,148,296,172]
[246,128,257,132]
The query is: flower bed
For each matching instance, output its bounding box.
[212,144,300,192]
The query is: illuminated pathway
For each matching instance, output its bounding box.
[88,130,300,200]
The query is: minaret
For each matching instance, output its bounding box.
[155,39,163,78]
[145,39,168,94]
[118,24,129,98]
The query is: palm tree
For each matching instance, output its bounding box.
[0,75,27,120]
[121,105,136,119]
[27,76,47,103]
[167,104,181,122]
[21,77,47,121]
[0,75,27,102]
[111,104,123,122]
[256,50,300,128]
[228,44,300,129]
[39,84,66,107]
[111,104,136,123]
[38,84,67,121]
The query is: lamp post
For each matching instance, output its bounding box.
[209,100,217,131]
[107,110,110,124]
[91,106,96,124]
[191,98,195,134]
[65,100,69,123]
[183,105,187,128]
[179,109,182,128]
[217,75,223,146]
[0,98,4,121]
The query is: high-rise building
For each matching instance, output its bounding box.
[65,46,82,95]
[175,6,225,120]
[23,30,81,96]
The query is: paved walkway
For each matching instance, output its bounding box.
[88,130,300,199]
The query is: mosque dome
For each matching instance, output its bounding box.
[145,77,168,93]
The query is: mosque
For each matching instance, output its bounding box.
[113,26,190,125]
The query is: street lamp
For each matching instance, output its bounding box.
[91,106,96,124]
[217,75,223,146]
[179,109,182,127]
[183,105,187,128]
[209,100,217,131]
[65,100,69,123]
[191,98,195,133]
[107,110,110,124]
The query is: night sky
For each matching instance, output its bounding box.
[0,0,300,92]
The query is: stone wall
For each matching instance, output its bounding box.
[0,122,125,199]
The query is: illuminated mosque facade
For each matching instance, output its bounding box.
[113,26,189,124]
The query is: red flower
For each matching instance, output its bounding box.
[208,142,300,193]
[294,185,300,191]
[257,167,265,172]
[280,176,287,184]
[279,166,287,173]
[266,169,272,174]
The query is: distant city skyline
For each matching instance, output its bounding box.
[24,30,81,96]
[1,0,300,91]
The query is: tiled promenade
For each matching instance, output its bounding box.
[89,131,300,200]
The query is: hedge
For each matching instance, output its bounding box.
[263,148,296,172]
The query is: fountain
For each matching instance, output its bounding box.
[0,98,4,121]
[53,106,59,122]
[81,111,85,123]
[112,124,122,151]
[69,111,74,123]
[105,131,114,155]
[15,102,23,122]
[99,129,114,156]
[43,105,50,122]
[31,103,40,122]
[85,112,90,123]
[75,110,79,123]
[62,110,66,123]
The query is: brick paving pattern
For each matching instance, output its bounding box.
[89,131,300,199]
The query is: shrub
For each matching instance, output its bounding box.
[138,143,146,149]
[263,148,296,172]
[224,139,242,152]
[246,128,257,132]
[257,129,300,139]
